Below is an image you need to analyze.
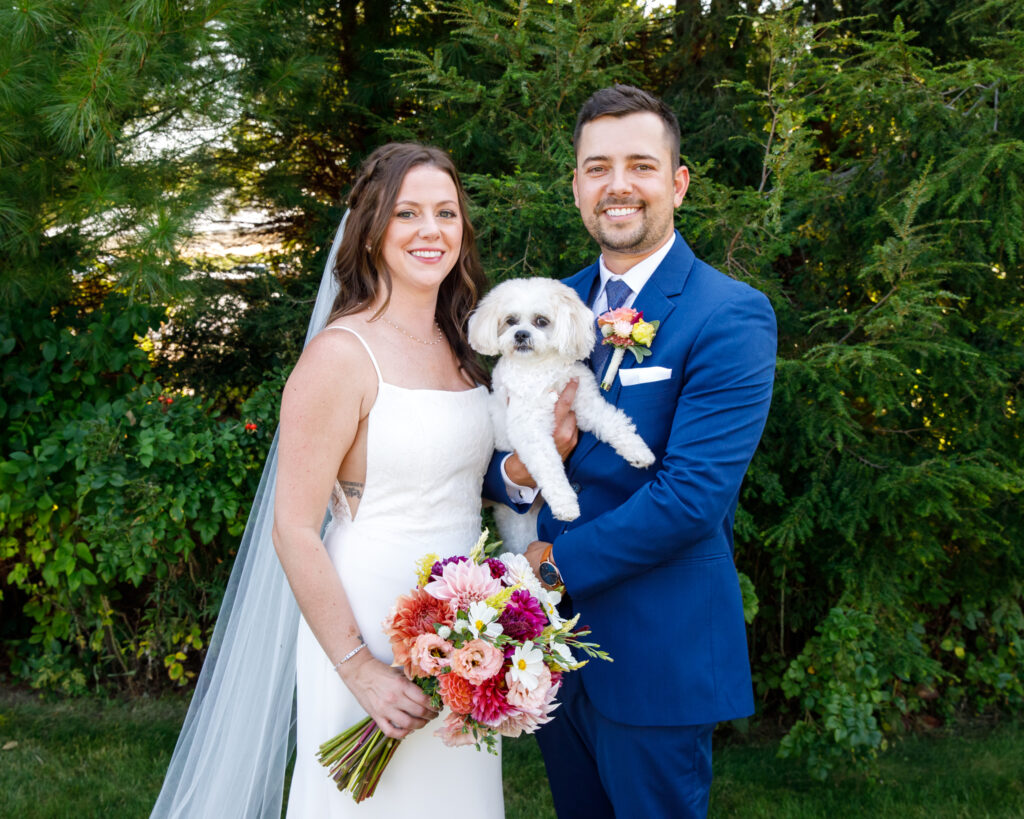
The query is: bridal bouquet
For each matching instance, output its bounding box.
[318,531,609,801]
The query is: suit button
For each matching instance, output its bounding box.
[571,482,581,493]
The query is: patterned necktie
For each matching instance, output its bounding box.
[591,278,633,378]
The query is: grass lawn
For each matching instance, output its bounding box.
[1,688,1022,818]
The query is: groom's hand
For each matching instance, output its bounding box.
[551,378,580,459]
[503,379,580,486]
[525,540,550,581]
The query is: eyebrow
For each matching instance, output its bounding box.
[394,199,459,207]
[581,153,661,165]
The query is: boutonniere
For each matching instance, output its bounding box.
[596,307,660,390]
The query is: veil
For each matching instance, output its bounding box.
[151,212,348,819]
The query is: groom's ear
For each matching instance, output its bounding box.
[572,169,580,209]
[673,165,689,206]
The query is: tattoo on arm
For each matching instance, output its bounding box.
[340,480,364,499]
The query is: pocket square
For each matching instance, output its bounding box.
[619,366,672,386]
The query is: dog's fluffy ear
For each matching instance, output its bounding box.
[467,287,505,356]
[552,285,596,361]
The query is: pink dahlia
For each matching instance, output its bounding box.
[506,663,552,711]
[424,560,501,612]
[497,589,548,641]
[383,588,455,677]
[471,670,517,727]
[409,632,454,678]
[496,676,561,738]
[450,639,504,685]
[435,712,477,747]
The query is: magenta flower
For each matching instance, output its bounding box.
[471,669,517,727]
[430,555,468,579]
[483,557,507,580]
[498,589,547,641]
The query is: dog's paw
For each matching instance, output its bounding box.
[627,445,656,469]
[548,495,581,522]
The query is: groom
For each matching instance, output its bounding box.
[489,85,777,816]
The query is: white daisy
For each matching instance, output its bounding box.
[457,601,503,640]
[550,641,576,669]
[507,641,545,691]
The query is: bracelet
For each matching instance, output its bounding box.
[333,642,367,668]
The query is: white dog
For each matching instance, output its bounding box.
[468,277,655,553]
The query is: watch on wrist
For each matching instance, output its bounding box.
[538,544,562,587]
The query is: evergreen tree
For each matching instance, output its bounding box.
[2,0,1021,778]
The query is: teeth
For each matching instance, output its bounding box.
[605,207,639,217]
[410,250,442,258]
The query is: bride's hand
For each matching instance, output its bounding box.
[339,654,438,740]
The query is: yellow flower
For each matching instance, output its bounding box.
[484,585,517,610]
[631,320,656,346]
[415,552,441,586]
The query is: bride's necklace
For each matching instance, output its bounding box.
[381,316,444,346]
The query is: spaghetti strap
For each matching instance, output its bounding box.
[321,325,384,386]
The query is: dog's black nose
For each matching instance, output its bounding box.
[514,330,531,344]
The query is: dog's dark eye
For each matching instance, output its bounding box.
[533,315,549,328]
[504,315,519,327]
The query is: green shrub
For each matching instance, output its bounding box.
[0,294,283,692]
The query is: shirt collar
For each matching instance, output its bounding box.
[597,232,676,301]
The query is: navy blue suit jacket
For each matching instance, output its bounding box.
[485,232,776,726]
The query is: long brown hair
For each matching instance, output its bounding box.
[328,142,489,387]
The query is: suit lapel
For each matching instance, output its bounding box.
[566,261,601,308]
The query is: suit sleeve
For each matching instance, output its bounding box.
[554,288,777,600]
[482,450,533,511]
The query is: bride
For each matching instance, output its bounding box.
[152,143,503,817]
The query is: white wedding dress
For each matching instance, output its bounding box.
[286,326,503,818]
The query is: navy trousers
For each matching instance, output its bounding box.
[535,673,714,818]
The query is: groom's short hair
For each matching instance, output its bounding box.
[573,85,681,170]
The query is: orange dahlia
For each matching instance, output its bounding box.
[438,672,475,715]
[383,588,455,677]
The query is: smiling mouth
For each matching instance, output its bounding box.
[601,205,642,219]
[409,250,443,260]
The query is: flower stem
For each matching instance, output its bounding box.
[600,347,626,391]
